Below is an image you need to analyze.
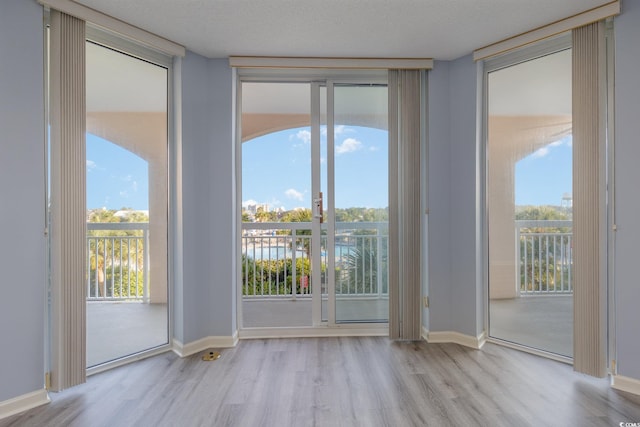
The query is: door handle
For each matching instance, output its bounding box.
[313,192,323,223]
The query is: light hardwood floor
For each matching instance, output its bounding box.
[3,338,640,426]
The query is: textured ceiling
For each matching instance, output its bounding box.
[74,0,610,60]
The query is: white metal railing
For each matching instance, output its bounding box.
[241,221,388,299]
[86,222,149,301]
[516,220,573,295]
[334,222,388,298]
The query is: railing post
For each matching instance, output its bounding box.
[377,223,383,298]
[87,237,92,299]
[516,225,521,297]
[143,227,150,303]
[291,228,297,300]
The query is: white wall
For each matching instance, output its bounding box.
[448,54,483,338]
[0,0,46,402]
[427,56,484,338]
[179,53,236,343]
[207,58,237,337]
[613,2,640,382]
[426,61,453,331]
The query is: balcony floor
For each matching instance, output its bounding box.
[86,295,571,366]
[490,295,572,357]
[87,302,168,367]
[242,297,389,327]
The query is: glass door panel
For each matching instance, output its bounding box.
[487,48,573,357]
[240,80,390,328]
[332,84,389,323]
[319,85,329,323]
[86,41,169,367]
[240,82,313,327]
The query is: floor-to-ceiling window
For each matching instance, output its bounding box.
[85,36,170,367]
[486,38,574,358]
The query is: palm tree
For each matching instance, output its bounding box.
[341,235,387,295]
[87,208,147,298]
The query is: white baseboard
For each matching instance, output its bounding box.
[423,329,487,350]
[239,325,388,340]
[173,332,239,358]
[612,374,640,396]
[0,389,50,421]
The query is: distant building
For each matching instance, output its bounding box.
[245,203,269,215]
[561,193,572,209]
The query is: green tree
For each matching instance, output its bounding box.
[254,207,277,222]
[335,207,388,222]
[241,255,312,296]
[87,208,147,299]
[278,209,313,256]
[88,208,119,223]
[516,205,569,222]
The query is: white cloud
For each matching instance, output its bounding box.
[530,136,572,160]
[242,199,258,207]
[336,138,363,155]
[131,181,138,192]
[321,125,352,137]
[369,146,380,152]
[119,190,129,198]
[285,188,304,201]
[531,147,550,159]
[295,129,311,145]
[269,197,282,207]
[86,160,97,171]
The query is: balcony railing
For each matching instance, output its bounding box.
[516,220,573,295]
[86,220,566,302]
[241,221,388,299]
[87,222,149,302]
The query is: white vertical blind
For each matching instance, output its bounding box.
[49,10,87,390]
[388,70,423,340]
[572,21,607,377]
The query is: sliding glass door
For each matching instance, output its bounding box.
[487,44,573,357]
[240,79,389,329]
[85,39,169,367]
[331,84,389,323]
[240,82,314,327]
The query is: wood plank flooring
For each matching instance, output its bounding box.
[3,338,640,426]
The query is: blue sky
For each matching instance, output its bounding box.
[86,133,148,210]
[242,125,389,211]
[515,135,572,206]
[85,127,571,212]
